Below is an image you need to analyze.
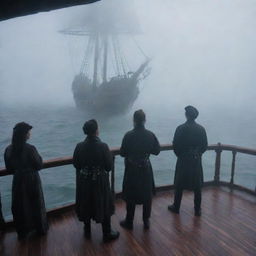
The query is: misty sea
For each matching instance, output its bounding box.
[0,105,256,219]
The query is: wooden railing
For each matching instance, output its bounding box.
[1,143,256,195]
[0,143,256,226]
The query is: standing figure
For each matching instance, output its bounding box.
[73,119,119,242]
[168,106,208,216]
[120,110,160,229]
[4,122,48,239]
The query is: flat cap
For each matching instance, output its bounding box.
[185,105,199,119]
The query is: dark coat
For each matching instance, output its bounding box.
[173,120,208,190]
[4,143,48,235]
[120,126,160,204]
[73,136,114,223]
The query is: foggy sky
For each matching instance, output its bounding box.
[0,0,256,111]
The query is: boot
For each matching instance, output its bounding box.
[143,219,150,229]
[120,219,133,230]
[103,230,120,242]
[168,204,179,214]
[83,222,91,239]
[195,208,201,217]
[0,217,5,231]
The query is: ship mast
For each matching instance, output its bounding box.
[93,33,99,88]
[103,35,108,83]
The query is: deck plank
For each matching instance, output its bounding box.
[0,186,255,256]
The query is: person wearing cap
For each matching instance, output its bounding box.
[168,106,208,216]
[73,119,119,242]
[119,110,160,230]
[4,122,48,239]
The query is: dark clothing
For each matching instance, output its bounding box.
[101,217,111,234]
[126,200,152,222]
[120,126,160,205]
[73,136,114,223]
[84,217,111,235]
[4,143,48,236]
[173,120,208,190]
[173,188,201,211]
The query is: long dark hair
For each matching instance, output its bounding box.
[11,122,32,156]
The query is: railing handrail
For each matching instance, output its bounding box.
[0,143,256,177]
[1,142,255,226]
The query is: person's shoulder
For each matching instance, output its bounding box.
[173,123,187,136]
[5,144,12,150]
[144,128,157,137]
[177,122,186,130]
[94,137,107,147]
[23,143,39,155]
[123,129,134,138]
[101,142,110,148]
[4,144,12,154]
[25,143,37,151]
[77,141,84,146]
[97,138,107,146]
[74,141,85,150]
[98,141,110,152]
[195,122,206,131]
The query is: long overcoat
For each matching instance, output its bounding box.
[120,126,160,204]
[173,120,208,190]
[73,136,114,223]
[4,143,48,235]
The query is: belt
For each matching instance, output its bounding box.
[127,157,150,168]
[80,166,105,180]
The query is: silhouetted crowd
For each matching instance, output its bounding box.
[0,105,208,242]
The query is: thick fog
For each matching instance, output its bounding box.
[0,0,255,110]
[1,0,256,214]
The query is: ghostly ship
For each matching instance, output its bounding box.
[60,2,150,115]
[1,1,256,256]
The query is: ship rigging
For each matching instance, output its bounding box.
[60,3,150,115]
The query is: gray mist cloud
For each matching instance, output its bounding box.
[0,0,255,111]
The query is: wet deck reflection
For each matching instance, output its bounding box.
[1,186,256,256]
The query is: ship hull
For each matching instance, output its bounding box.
[72,74,139,116]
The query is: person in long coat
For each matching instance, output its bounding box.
[168,106,208,216]
[120,110,160,229]
[73,119,119,242]
[4,122,48,239]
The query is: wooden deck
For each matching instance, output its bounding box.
[0,186,255,256]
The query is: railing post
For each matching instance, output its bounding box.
[230,151,237,186]
[214,143,222,185]
[111,155,115,197]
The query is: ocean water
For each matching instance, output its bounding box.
[0,105,256,219]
